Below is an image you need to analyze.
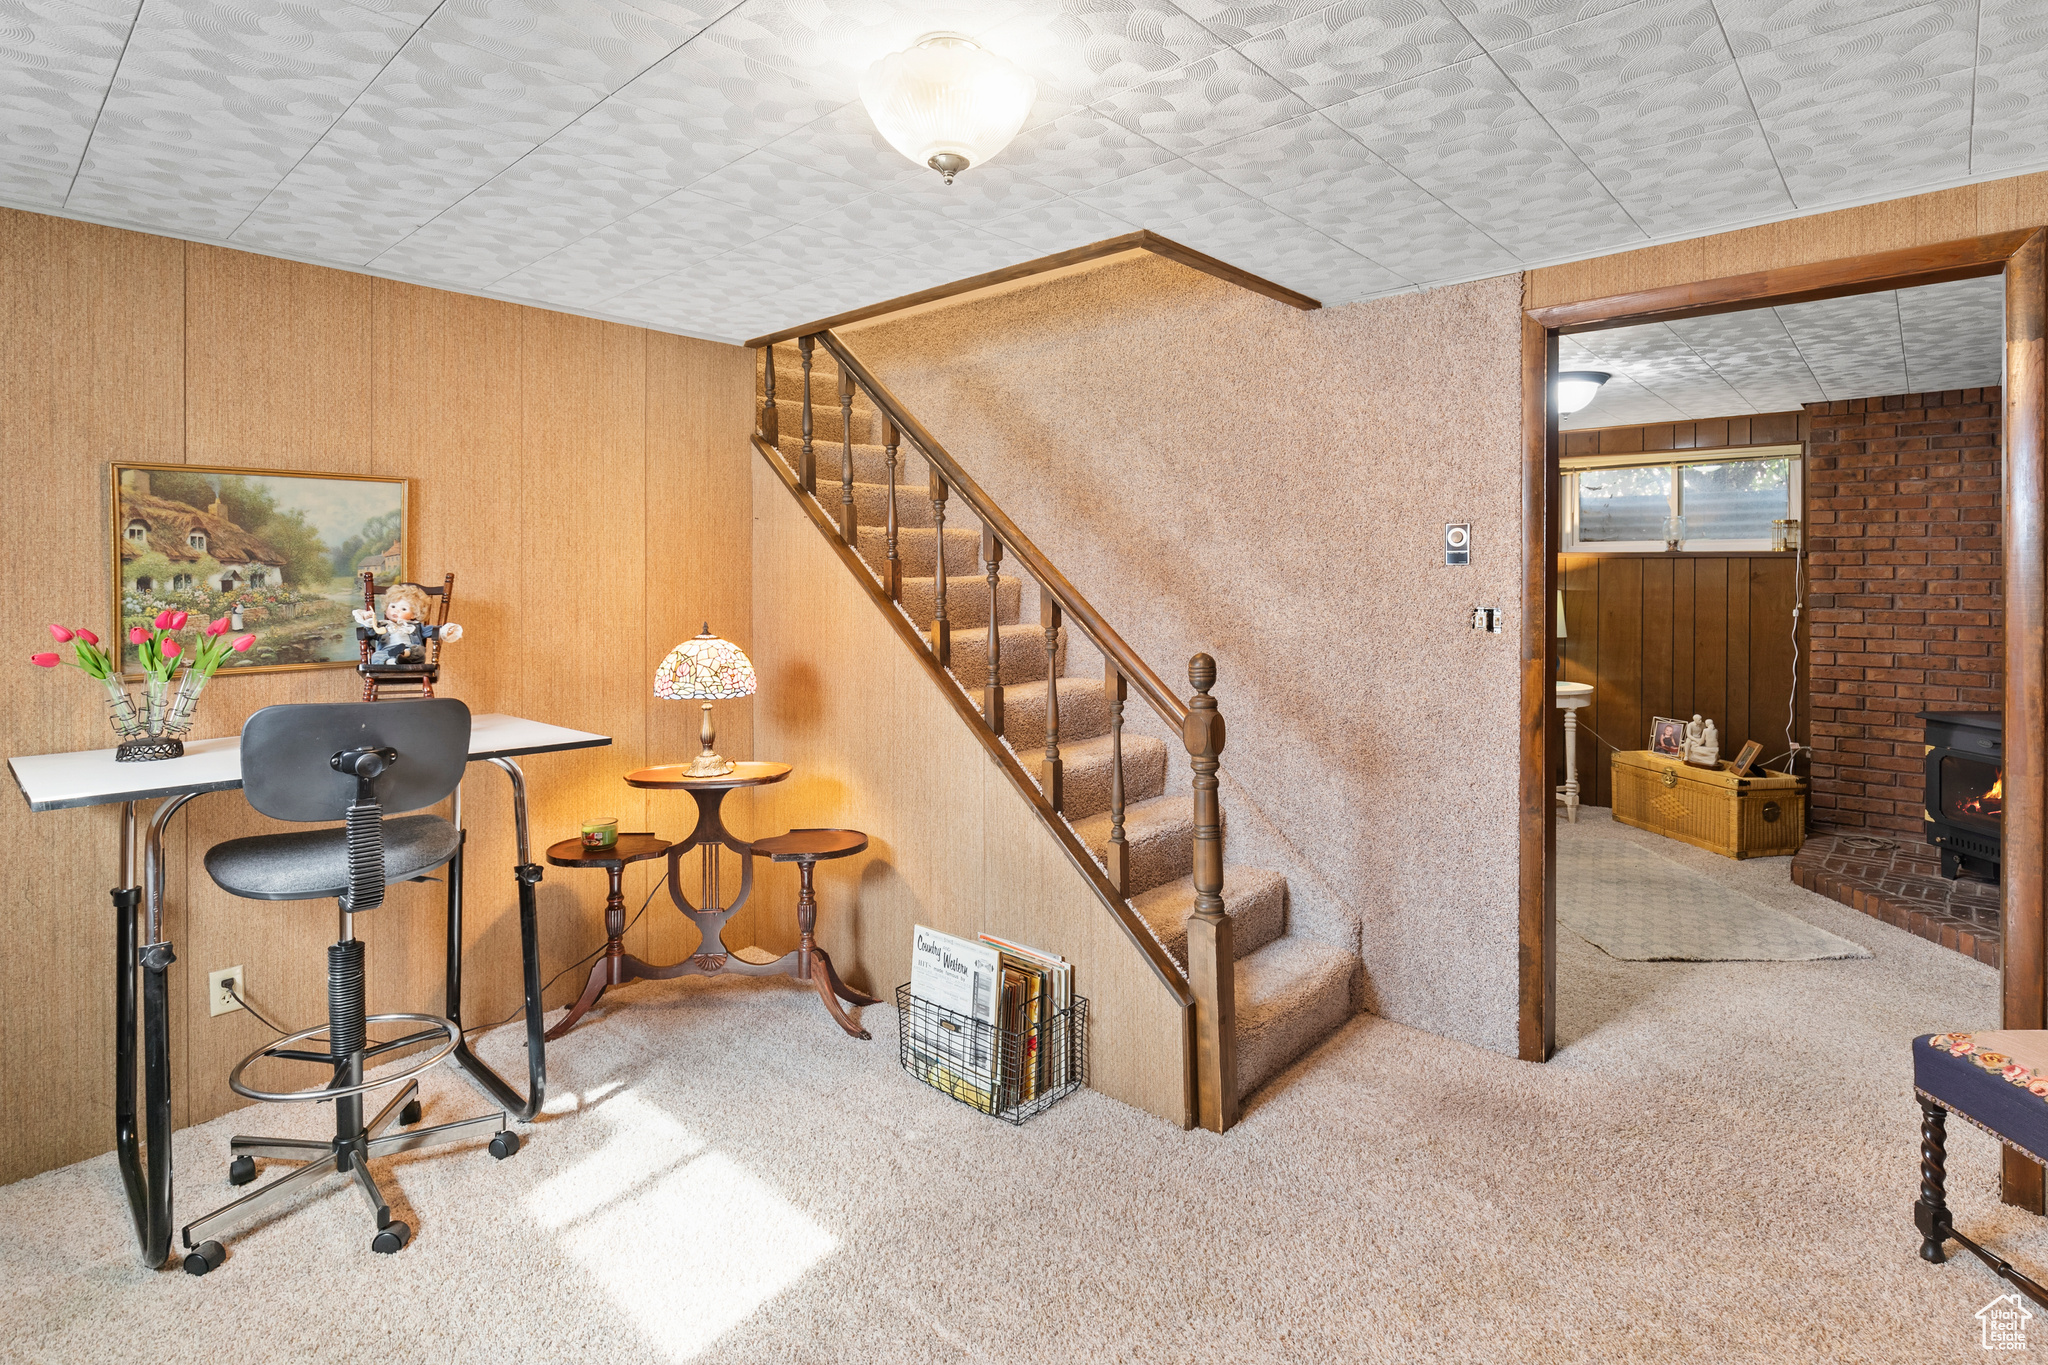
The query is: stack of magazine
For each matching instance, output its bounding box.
[905,924,1072,1113]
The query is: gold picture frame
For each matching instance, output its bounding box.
[111,462,411,678]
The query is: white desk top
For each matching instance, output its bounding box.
[8,713,611,812]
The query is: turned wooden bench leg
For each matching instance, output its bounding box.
[1917,1098,1953,1264]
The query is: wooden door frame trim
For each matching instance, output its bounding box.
[1520,235,2048,1176]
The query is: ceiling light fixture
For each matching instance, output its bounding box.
[1554,370,1611,416]
[859,33,1037,185]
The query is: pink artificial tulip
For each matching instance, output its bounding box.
[231,634,256,653]
[207,617,229,636]
[48,624,73,642]
[162,641,181,659]
[30,653,59,667]
[74,628,98,645]
[168,611,189,629]
[152,609,175,630]
[129,626,148,645]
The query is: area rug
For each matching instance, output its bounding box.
[1559,837,1873,962]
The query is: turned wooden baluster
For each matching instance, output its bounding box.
[798,334,816,494]
[760,346,778,445]
[1105,661,1128,897]
[1184,653,1236,1134]
[1041,599,1063,812]
[883,416,902,601]
[837,359,857,542]
[982,526,1004,734]
[929,468,951,665]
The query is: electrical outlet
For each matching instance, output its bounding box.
[208,966,245,1018]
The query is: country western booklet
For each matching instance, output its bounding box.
[979,932,1072,1098]
[907,925,1002,1106]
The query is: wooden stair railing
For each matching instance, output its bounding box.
[751,328,1240,1132]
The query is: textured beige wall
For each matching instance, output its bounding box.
[847,257,1528,1054]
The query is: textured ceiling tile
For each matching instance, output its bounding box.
[1437,0,1638,50]
[1663,307,1820,400]
[538,103,760,190]
[879,162,1067,221]
[1542,59,1754,152]
[1560,371,1687,428]
[0,0,132,197]
[492,187,790,304]
[819,191,1032,267]
[976,110,1176,195]
[703,0,1034,92]
[1065,156,1271,242]
[979,0,1226,108]
[1320,55,1545,162]
[1737,0,1975,123]
[1185,108,1379,197]
[688,146,870,221]
[419,0,704,94]
[1774,291,1907,398]
[1217,223,1412,301]
[1713,0,1930,59]
[1970,0,2048,175]
[1171,0,1342,46]
[606,34,843,145]
[755,99,928,188]
[981,194,1142,255]
[1897,275,2003,392]
[1569,107,1792,238]
[1237,0,1483,109]
[1384,117,1643,260]
[1094,46,1311,153]
[1490,0,1731,112]
[1764,104,1969,206]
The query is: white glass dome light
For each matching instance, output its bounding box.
[859,33,1037,185]
[1554,370,1612,416]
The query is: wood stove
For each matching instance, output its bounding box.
[1922,711,2003,882]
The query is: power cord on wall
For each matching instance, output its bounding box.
[224,980,289,1035]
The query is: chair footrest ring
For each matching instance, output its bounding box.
[228,1012,461,1103]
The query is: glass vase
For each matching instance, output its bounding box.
[164,668,208,737]
[143,675,170,737]
[102,678,146,740]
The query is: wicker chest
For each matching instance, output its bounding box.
[1610,749,1807,858]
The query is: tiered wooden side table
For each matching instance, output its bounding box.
[542,833,673,1040]
[751,828,877,1038]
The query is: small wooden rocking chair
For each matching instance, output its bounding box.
[356,570,455,701]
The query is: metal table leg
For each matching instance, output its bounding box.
[116,791,195,1268]
[111,802,147,1259]
[444,757,547,1119]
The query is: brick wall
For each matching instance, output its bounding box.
[1805,388,2002,833]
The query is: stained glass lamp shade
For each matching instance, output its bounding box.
[655,625,756,777]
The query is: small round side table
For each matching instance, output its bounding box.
[541,833,672,1040]
[751,828,877,1039]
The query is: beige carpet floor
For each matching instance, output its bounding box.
[1,807,2037,1363]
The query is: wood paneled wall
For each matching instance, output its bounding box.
[0,209,754,1184]
[1562,412,1804,457]
[1556,554,1805,807]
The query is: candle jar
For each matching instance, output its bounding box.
[581,818,618,850]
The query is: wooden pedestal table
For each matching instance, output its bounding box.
[1555,681,1593,823]
[619,761,875,1032]
[541,834,675,1040]
[751,829,879,1039]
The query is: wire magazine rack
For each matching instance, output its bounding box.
[895,985,1088,1124]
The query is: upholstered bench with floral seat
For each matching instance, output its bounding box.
[1915,1031,2048,1306]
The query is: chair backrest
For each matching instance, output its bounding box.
[241,699,471,823]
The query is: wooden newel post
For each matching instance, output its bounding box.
[760,346,778,445]
[1184,652,1236,1133]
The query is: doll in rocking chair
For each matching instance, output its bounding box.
[354,581,463,666]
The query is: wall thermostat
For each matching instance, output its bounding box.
[1445,522,1470,565]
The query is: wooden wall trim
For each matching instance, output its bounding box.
[1530,230,2035,334]
[1519,312,1557,1063]
[1562,413,1803,456]
[2003,229,2047,1209]
[743,230,1320,347]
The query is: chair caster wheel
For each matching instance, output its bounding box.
[183,1240,226,1276]
[400,1099,422,1126]
[228,1155,256,1186]
[371,1221,411,1255]
[489,1130,521,1160]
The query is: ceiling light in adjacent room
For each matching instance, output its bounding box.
[859,33,1036,184]
[1554,371,1611,416]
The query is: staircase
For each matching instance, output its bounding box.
[755,335,1356,1114]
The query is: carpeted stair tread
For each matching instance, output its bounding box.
[766,398,876,446]
[899,574,1021,627]
[1132,866,1289,967]
[838,480,940,529]
[1043,732,1168,821]
[1072,795,1192,897]
[1235,938,1357,1100]
[777,436,933,489]
[858,525,982,576]
[999,677,1110,751]
[943,624,1067,687]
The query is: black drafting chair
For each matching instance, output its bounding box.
[179,699,519,1275]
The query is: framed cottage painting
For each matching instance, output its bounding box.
[112,463,410,677]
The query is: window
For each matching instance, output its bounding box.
[125,520,148,543]
[187,529,207,551]
[1562,446,1799,552]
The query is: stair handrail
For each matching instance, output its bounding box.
[812,330,1190,736]
[756,328,1238,1131]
